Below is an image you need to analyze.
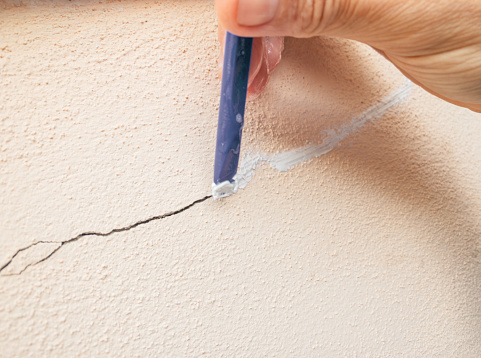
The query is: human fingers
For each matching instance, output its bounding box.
[215,0,479,50]
[215,0,481,111]
[247,36,284,99]
[218,23,284,98]
[215,0,392,42]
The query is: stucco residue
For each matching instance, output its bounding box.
[236,81,412,190]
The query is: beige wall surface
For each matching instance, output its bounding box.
[1,1,480,356]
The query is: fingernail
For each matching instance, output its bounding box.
[237,0,279,27]
[218,50,223,70]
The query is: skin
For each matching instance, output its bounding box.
[216,0,481,112]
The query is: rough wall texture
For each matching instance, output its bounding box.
[1,1,480,357]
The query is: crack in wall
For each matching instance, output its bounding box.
[0,195,212,277]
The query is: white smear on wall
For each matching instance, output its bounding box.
[236,81,412,190]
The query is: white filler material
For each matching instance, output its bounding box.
[212,180,238,200]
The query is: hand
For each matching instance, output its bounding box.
[215,0,481,112]
[217,24,284,99]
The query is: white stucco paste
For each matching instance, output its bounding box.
[1,1,481,357]
[236,81,412,190]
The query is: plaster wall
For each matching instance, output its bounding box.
[1,1,480,356]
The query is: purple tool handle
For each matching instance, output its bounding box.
[213,32,253,185]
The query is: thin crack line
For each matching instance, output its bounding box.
[1,195,212,276]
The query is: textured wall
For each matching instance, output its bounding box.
[1,1,480,356]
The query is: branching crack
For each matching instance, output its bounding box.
[1,195,211,277]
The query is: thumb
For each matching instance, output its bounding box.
[215,0,381,40]
[215,0,434,50]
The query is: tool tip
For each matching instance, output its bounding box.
[212,180,238,200]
